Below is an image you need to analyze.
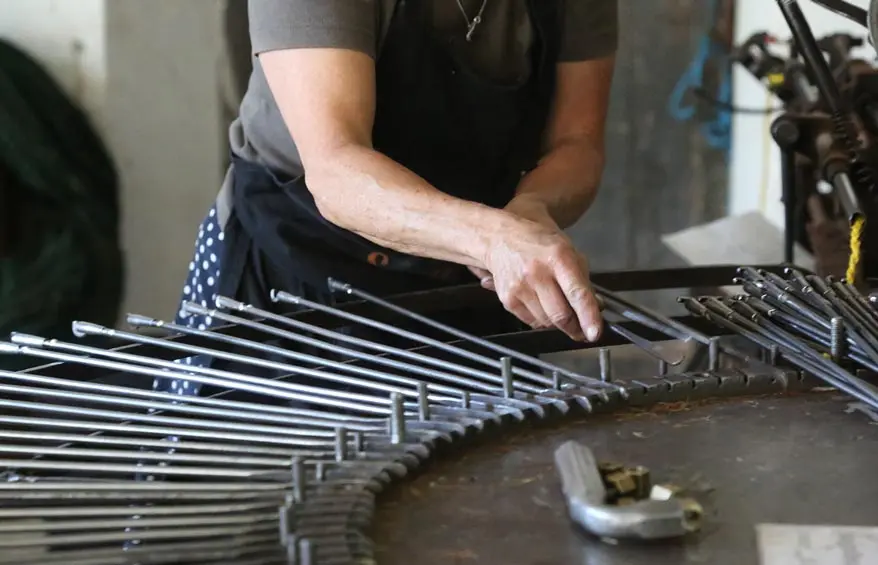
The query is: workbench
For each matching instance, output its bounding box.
[371,391,878,565]
[3,264,877,565]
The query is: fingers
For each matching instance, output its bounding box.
[553,254,603,342]
[497,280,552,329]
[534,280,585,341]
[468,266,496,291]
[502,296,542,328]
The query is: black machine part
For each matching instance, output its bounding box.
[766,0,878,284]
[810,0,868,29]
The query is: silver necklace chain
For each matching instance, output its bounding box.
[454,0,488,42]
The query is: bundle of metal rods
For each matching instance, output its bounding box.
[679,266,878,411]
[2,279,695,565]
[0,272,785,564]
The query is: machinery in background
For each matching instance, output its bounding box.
[731,0,878,285]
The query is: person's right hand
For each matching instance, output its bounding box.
[481,220,603,342]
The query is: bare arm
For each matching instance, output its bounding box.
[259,47,522,269]
[507,55,616,228]
[261,47,602,342]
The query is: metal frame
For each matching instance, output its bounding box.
[0,264,838,564]
[22,264,789,382]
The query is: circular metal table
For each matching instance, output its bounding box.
[370,392,878,565]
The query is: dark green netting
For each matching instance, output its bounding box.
[0,39,123,371]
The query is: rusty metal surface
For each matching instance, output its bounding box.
[371,392,878,565]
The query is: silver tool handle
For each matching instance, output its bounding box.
[553,441,702,541]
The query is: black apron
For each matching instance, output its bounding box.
[219,0,561,334]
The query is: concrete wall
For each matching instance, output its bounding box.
[729,0,871,227]
[0,0,106,116]
[0,0,229,321]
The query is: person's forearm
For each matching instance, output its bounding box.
[509,140,606,229]
[305,143,521,268]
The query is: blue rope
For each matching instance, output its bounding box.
[667,0,732,154]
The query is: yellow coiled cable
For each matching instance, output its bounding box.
[847,215,865,284]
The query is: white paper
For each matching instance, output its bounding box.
[662,211,814,270]
[757,523,878,565]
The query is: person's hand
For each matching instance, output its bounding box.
[477,217,603,342]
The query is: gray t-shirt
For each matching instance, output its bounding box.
[217,0,618,225]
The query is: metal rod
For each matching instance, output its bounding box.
[831,316,847,362]
[136,308,501,396]
[0,367,378,433]
[66,325,419,405]
[0,394,352,448]
[0,365,368,428]
[0,501,277,518]
[501,357,514,398]
[599,348,612,383]
[199,299,533,394]
[606,322,685,366]
[389,393,405,445]
[416,383,430,421]
[0,458,269,479]
[594,284,710,344]
[134,303,513,391]
[775,0,846,114]
[0,429,316,458]
[708,338,720,370]
[0,342,390,416]
[0,413,340,452]
[0,512,279,533]
[0,522,278,549]
[0,481,288,492]
[320,280,606,386]
[292,458,305,503]
[334,427,348,462]
[680,297,878,409]
[0,443,288,468]
[0,381,356,439]
[696,297,878,404]
[273,289,536,381]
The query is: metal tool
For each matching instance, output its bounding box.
[553,440,702,540]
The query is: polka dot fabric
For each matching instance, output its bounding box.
[152,206,225,397]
